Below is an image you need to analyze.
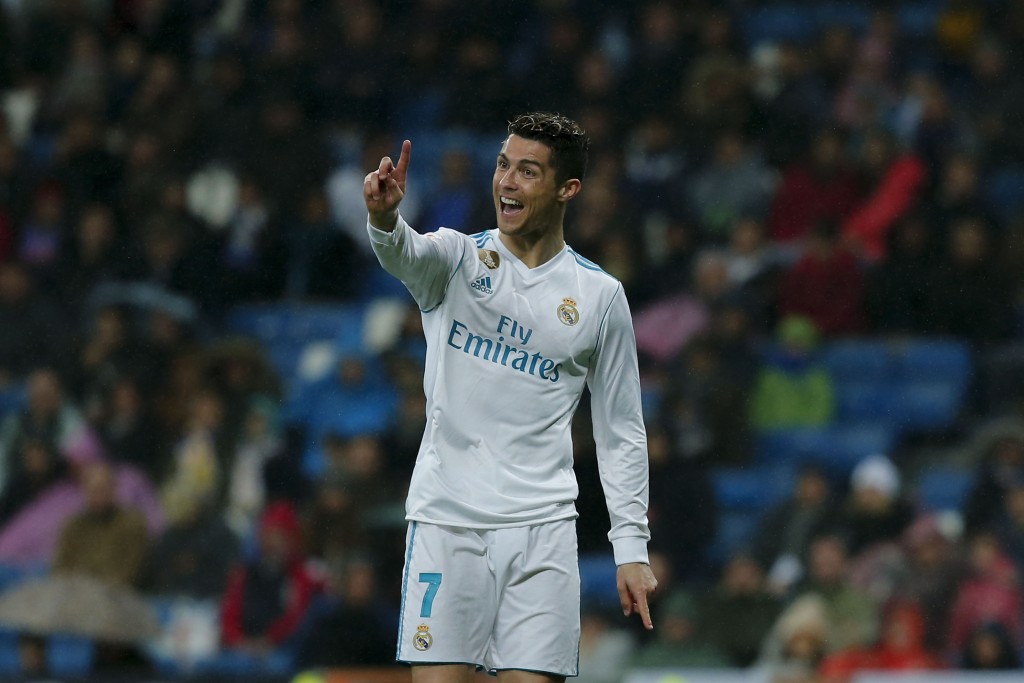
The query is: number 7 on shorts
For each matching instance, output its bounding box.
[418,572,442,617]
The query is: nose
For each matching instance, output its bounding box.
[498,167,516,189]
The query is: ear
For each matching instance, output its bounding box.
[557,179,582,203]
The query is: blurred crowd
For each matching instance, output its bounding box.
[1,0,1024,680]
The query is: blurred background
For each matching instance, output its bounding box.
[1,0,1024,681]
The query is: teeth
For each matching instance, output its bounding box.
[501,197,523,207]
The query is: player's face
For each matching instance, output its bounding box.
[492,134,565,239]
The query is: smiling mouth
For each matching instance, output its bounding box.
[500,196,524,216]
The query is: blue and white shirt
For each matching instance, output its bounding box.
[369,215,650,565]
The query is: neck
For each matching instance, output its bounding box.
[498,223,566,269]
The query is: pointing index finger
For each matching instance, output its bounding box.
[636,591,654,630]
[394,139,412,182]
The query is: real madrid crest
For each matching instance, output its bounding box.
[557,297,580,326]
[478,249,501,269]
[413,623,433,651]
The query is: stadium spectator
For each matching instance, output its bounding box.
[750,316,836,430]
[687,128,779,242]
[994,482,1024,574]
[819,600,943,682]
[921,152,996,244]
[963,36,1024,165]
[864,212,938,335]
[752,465,841,595]
[97,374,164,482]
[417,148,493,234]
[895,514,967,652]
[143,488,239,600]
[836,454,916,558]
[778,219,865,336]
[220,501,315,654]
[0,437,64,526]
[660,334,753,466]
[631,589,728,669]
[283,186,362,301]
[961,621,1022,670]
[644,423,718,580]
[224,396,283,538]
[757,594,831,680]
[53,460,149,587]
[947,532,1024,656]
[698,553,782,667]
[160,389,223,522]
[286,352,397,467]
[576,601,638,683]
[0,265,63,386]
[0,369,84,486]
[768,128,862,244]
[294,554,394,669]
[964,425,1024,533]
[842,128,927,261]
[925,214,1016,342]
[56,203,125,313]
[791,535,880,653]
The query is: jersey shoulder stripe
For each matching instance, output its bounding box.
[567,247,615,279]
[471,230,494,247]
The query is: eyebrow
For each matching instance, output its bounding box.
[497,152,544,170]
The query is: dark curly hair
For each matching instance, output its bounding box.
[507,112,589,185]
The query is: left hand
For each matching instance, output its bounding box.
[616,562,658,630]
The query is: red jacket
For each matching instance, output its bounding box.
[778,246,865,336]
[220,559,316,646]
[820,602,943,683]
[842,155,927,261]
[769,165,862,243]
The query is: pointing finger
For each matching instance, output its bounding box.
[635,589,654,631]
[394,140,412,182]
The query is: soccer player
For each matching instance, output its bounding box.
[363,112,656,683]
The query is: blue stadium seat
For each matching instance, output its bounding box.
[578,553,619,606]
[46,634,95,678]
[916,466,975,512]
[756,428,832,466]
[0,386,24,420]
[756,424,898,474]
[741,5,816,45]
[888,381,963,430]
[0,629,20,676]
[713,466,794,511]
[897,340,972,388]
[984,166,1024,223]
[196,648,293,677]
[898,1,943,36]
[823,341,893,383]
[814,3,870,32]
[266,340,304,386]
[286,307,359,341]
[706,511,761,568]
[360,266,414,303]
[836,382,895,422]
[226,306,292,344]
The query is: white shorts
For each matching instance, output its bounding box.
[396,519,581,677]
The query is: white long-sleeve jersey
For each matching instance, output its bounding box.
[369,215,650,565]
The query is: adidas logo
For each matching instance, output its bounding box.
[470,275,493,294]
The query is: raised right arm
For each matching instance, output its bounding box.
[364,139,465,311]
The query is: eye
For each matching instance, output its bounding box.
[522,167,535,178]
[496,159,509,169]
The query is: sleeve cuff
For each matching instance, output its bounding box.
[611,537,650,566]
[366,214,407,245]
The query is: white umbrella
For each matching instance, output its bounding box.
[0,574,160,644]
